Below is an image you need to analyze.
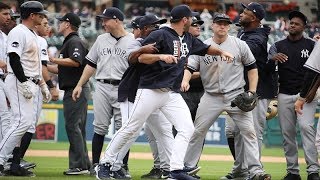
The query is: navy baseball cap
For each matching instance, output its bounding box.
[191,16,204,26]
[127,16,143,29]
[241,2,265,20]
[288,10,307,25]
[97,7,124,21]
[213,13,232,24]
[170,4,198,21]
[57,13,81,28]
[139,14,167,28]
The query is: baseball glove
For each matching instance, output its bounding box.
[266,100,278,120]
[231,91,258,112]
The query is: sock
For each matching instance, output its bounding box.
[92,133,105,164]
[227,137,236,160]
[12,147,21,166]
[19,132,33,159]
[123,150,130,166]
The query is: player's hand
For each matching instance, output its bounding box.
[159,54,177,64]
[313,34,320,41]
[49,57,56,63]
[19,81,33,99]
[141,43,159,54]
[0,60,7,69]
[271,53,288,63]
[40,82,52,103]
[294,98,305,115]
[50,87,59,101]
[180,80,190,92]
[72,86,82,101]
[220,51,234,63]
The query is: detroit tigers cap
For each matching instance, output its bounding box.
[241,2,265,20]
[97,7,125,21]
[288,10,307,25]
[213,13,232,24]
[170,4,198,21]
[57,13,81,28]
[139,14,167,28]
[127,16,143,29]
[191,16,204,26]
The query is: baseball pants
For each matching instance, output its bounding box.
[0,78,12,141]
[101,88,194,171]
[184,91,265,178]
[278,93,319,174]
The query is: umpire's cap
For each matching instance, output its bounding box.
[97,7,124,21]
[57,13,81,28]
[20,1,48,19]
[288,10,307,25]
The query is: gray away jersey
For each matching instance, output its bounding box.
[304,41,320,74]
[86,33,135,80]
[187,35,255,94]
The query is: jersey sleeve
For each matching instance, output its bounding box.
[39,37,49,62]
[68,39,87,65]
[240,41,256,66]
[190,36,210,56]
[127,39,142,55]
[268,43,278,61]
[304,41,320,74]
[187,55,200,71]
[6,28,25,57]
[86,37,99,65]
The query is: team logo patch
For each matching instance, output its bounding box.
[11,42,19,47]
[42,49,47,55]
[73,52,80,58]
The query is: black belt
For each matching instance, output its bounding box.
[26,76,40,85]
[97,79,121,85]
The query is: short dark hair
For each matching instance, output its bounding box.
[70,24,79,32]
[0,2,10,11]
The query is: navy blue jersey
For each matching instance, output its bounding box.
[270,37,315,95]
[139,26,210,92]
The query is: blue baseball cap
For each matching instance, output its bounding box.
[139,14,167,28]
[288,10,307,25]
[127,16,143,29]
[97,7,124,21]
[170,4,198,22]
[241,2,265,20]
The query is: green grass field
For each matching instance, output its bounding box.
[5,142,309,180]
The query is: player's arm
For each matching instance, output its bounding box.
[72,62,96,101]
[8,52,27,82]
[42,61,59,101]
[0,60,6,69]
[47,64,58,74]
[181,68,193,92]
[138,54,177,64]
[247,65,258,93]
[129,43,158,64]
[49,57,80,67]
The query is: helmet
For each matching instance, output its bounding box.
[20,1,47,19]
[266,100,278,120]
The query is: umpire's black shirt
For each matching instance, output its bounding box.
[269,36,315,95]
[58,32,88,90]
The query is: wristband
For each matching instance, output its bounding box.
[46,80,55,88]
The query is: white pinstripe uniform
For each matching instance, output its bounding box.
[0,30,12,142]
[0,24,41,165]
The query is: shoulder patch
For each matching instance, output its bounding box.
[42,49,47,55]
[11,42,19,48]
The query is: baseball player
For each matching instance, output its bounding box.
[72,7,135,179]
[94,4,233,180]
[49,12,91,175]
[269,11,319,180]
[126,16,143,39]
[0,2,12,142]
[120,14,173,179]
[0,1,49,176]
[182,13,271,180]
